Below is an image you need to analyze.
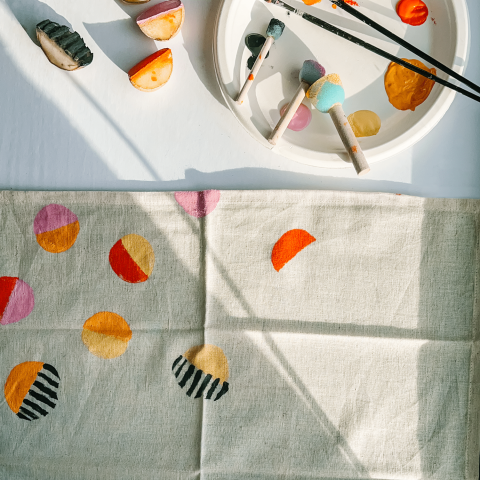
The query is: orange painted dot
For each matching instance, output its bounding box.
[5,362,44,414]
[332,4,337,8]
[82,312,132,359]
[271,229,316,272]
[352,146,358,153]
[384,59,436,111]
[109,234,155,283]
[33,204,80,253]
[4,361,60,420]
[248,74,254,81]
[172,344,230,401]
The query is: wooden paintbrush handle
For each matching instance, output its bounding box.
[268,81,309,145]
[236,36,274,105]
[329,105,370,176]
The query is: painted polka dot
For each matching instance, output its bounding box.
[109,234,155,284]
[34,204,80,253]
[4,362,60,421]
[82,312,132,359]
[174,190,220,218]
[0,277,34,325]
[172,344,229,401]
[271,229,316,272]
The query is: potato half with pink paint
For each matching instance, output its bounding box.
[128,48,173,92]
[136,0,185,41]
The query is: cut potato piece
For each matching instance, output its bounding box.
[128,48,173,92]
[136,0,185,41]
[36,20,93,71]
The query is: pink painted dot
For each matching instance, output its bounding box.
[280,103,312,131]
[174,190,220,218]
[0,277,35,326]
[33,204,78,235]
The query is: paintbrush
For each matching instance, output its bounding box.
[268,60,325,145]
[236,18,285,105]
[330,0,480,95]
[307,73,370,176]
[265,0,480,104]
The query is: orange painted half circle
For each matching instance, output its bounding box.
[36,221,80,253]
[4,361,44,413]
[83,312,132,342]
[271,229,316,272]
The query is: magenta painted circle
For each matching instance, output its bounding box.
[0,279,35,325]
[33,204,78,235]
[280,103,312,132]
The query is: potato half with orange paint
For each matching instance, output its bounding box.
[128,49,173,92]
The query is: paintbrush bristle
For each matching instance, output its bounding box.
[266,18,285,40]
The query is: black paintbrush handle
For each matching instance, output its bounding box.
[301,11,480,103]
[331,0,480,95]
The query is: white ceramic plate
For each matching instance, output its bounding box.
[213,0,470,168]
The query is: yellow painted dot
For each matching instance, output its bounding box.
[348,110,382,137]
[183,344,229,383]
[82,312,132,359]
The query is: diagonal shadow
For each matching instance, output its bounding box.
[162,192,372,477]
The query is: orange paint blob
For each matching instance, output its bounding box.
[384,59,436,111]
[82,312,132,359]
[272,229,316,272]
[248,74,254,81]
[4,362,44,413]
[83,312,132,341]
[396,0,428,26]
[36,221,80,253]
[302,0,321,5]
[344,0,359,5]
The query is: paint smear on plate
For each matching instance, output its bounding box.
[280,103,312,132]
[384,59,436,111]
[245,33,269,69]
[396,0,428,26]
[347,110,381,137]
